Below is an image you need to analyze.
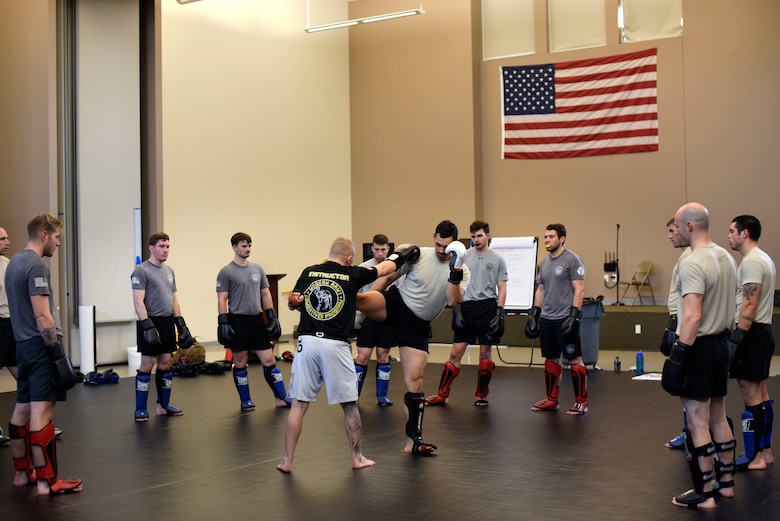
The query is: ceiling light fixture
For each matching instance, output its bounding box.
[305,2,425,33]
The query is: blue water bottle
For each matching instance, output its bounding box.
[636,350,645,375]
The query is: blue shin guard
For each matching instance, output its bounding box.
[764,399,774,449]
[735,408,757,468]
[263,364,291,405]
[156,370,182,415]
[233,367,255,410]
[355,364,368,397]
[135,372,151,419]
[376,363,392,406]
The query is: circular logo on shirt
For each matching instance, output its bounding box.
[554,266,564,276]
[251,273,260,283]
[304,280,345,321]
[565,343,576,356]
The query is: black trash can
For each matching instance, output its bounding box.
[580,297,605,369]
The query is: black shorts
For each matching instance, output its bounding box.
[16,337,67,403]
[383,286,430,352]
[137,315,176,356]
[539,317,582,360]
[453,299,497,345]
[730,323,775,381]
[683,333,730,399]
[356,317,397,349]
[229,313,272,352]
[0,317,17,369]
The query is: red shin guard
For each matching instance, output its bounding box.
[29,422,82,494]
[437,361,460,397]
[544,360,562,401]
[475,359,495,399]
[9,422,35,482]
[29,422,59,484]
[570,363,588,403]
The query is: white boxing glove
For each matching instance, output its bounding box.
[445,240,467,269]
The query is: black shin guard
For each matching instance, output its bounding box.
[404,392,425,440]
[713,438,736,490]
[680,429,715,500]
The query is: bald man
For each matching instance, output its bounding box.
[665,202,736,509]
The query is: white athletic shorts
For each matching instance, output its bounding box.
[288,335,358,405]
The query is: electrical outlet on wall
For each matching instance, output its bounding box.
[635,324,642,334]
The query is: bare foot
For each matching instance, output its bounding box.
[156,405,183,417]
[13,470,33,487]
[764,448,774,465]
[275,399,291,408]
[276,459,292,473]
[672,496,716,509]
[747,452,767,470]
[352,455,376,469]
[403,441,413,454]
[717,486,735,498]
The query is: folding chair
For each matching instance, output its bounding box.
[618,261,655,305]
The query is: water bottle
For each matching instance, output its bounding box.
[636,350,645,375]
[614,356,621,371]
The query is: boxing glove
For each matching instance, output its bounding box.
[387,244,421,269]
[487,306,506,343]
[730,326,747,346]
[217,313,236,345]
[524,306,541,339]
[288,292,303,311]
[445,240,467,269]
[139,318,162,349]
[560,306,582,340]
[729,327,748,374]
[660,314,678,357]
[174,316,193,349]
[451,303,467,334]
[265,308,282,339]
[661,340,689,396]
[46,341,78,391]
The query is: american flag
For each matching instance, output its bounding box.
[502,48,658,160]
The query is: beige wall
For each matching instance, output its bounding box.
[159,0,353,338]
[350,0,481,247]
[0,0,58,265]
[350,0,780,305]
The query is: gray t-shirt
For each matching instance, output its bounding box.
[537,249,585,320]
[676,242,736,336]
[131,260,177,317]
[736,246,776,325]
[396,247,471,323]
[667,247,692,315]
[462,247,508,302]
[216,261,270,315]
[5,249,62,341]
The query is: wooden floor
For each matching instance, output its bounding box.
[1,361,779,521]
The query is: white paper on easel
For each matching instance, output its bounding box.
[79,305,96,372]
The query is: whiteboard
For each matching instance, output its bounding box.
[490,236,538,311]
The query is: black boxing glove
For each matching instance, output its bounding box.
[487,306,506,343]
[139,318,162,349]
[661,340,690,396]
[730,327,747,346]
[265,308,282,339]
[451,303,467,334]
[387,244,421,269]
[524,306,541,339]
[217,313,236,345]
[47,341,78,391]
[560,306,582,340]
[174,316,193,349]
[660,314,678,357]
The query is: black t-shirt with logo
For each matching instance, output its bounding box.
[294,261,377,339]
